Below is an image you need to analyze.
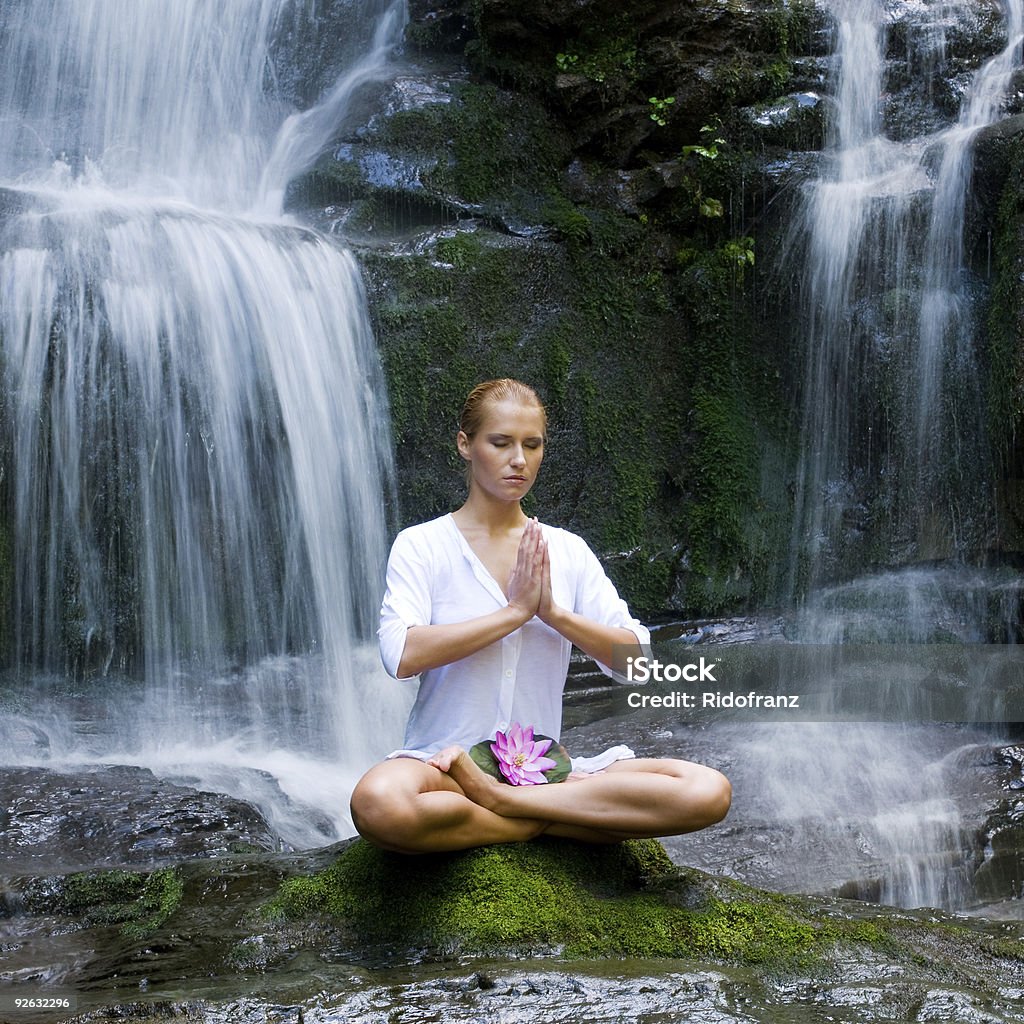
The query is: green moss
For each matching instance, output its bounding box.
[265,837,973,971]
[366,83,567,211]
[267,838,817,963]
[435,232,483,269]
[684,387,759,610]
[668,231,794,614]
[541,196,592,245]
[29,867,183,941]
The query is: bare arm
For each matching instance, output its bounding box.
[540,607,640,671]
[398,606,528,677]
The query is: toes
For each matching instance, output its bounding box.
[427,745,466,774]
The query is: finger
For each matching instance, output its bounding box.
[531,535,547,577]
[519,517,539,553]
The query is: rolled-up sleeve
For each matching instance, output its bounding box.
[378,530,432,680]
[572,536,651,679]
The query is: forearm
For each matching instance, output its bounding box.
[543,606,641,671]
[397,605,530,677]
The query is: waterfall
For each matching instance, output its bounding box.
[915,0,1024,513]
[0,0,410,845]
[776,0,1024,909]
[790,0,1023,597]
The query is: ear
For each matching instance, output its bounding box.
[456,430,472,462]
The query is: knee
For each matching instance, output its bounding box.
[701,769,732,827]
[669,766,731,833]
[350,774,416,848]
[659,760,731,830]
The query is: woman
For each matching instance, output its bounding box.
[350,379,730,853]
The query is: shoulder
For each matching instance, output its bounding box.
[538,522,603,571]
[539,521,593,551]
[386,515,457,573]
[390,514,455,551]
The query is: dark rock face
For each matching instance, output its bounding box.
[409,0,832,161]
[304,0,1024,612]
[292,1,838,614]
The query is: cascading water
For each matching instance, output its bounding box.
[774,0,1024,909]
[0,0,410,845]
[791,0,1023,597]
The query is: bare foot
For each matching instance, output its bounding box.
[428,745,504,810]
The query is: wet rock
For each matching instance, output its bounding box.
[740,91,826,149]
[2,837,1023,1022]
[0,765,281,873]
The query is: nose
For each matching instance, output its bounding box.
[510,444,526,467]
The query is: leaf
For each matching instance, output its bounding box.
[468,741,502,779]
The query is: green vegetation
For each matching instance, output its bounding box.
[552,33,638,87]
[365,83,567,209]
[648,95,675,126]
[25,867,183,941]
[987,137,1024,463]
[265,838,823,964]
[265,837,1015,975]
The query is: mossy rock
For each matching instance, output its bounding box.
[23,866,184,941]
[263,836,1022,976]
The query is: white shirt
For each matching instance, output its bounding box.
[378,513,650,758]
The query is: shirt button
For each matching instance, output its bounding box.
[504,669,513,678]
[498,721,508,730]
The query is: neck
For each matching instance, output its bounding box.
[454,489,528,532]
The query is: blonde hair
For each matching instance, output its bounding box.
[459,379,547,438]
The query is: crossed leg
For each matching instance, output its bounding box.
[350,749,730,855]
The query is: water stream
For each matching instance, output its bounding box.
[0,0,411,844]
[773,0,1024,910]
[790,0,1023,589]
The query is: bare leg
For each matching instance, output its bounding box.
[350,757,549,854]
[430,746,731,839]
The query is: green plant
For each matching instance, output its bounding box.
[721,237,755,268]
[700,197,724,219]
[648,95,675,126]
[682,121,727,161]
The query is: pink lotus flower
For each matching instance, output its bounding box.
[490,722,558,785]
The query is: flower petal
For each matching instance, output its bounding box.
[529,737,553,758]
[527,755,558,773]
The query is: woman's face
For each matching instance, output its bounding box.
[457,398,546,504]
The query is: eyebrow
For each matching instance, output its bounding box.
[486,432,545,441]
